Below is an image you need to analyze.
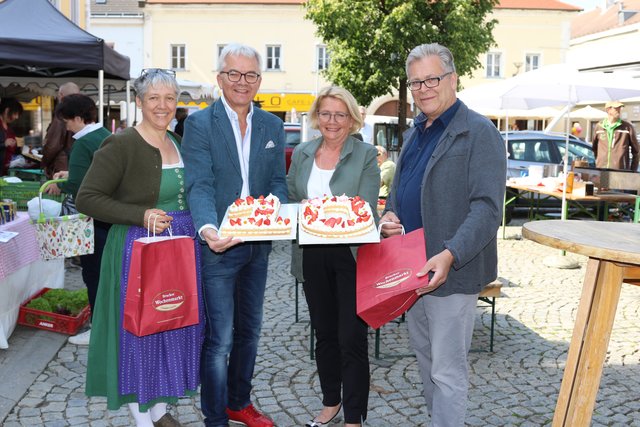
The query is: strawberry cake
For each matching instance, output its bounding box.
[221,194,292,236]
[300,195,374,238]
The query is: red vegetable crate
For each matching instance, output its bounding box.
[18,288,91,335]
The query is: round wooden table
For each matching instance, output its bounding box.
[522,220,640,427]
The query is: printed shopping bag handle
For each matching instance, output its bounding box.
[377,221,405,237]
[147,213,174,240]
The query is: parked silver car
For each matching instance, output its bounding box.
[503,131,596,223]
[503,130,595,178]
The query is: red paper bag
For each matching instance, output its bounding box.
[123,235,199,337]
[356,227,428,329]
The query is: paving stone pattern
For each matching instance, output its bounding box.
[4,226,640,426]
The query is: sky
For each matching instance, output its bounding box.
[562,0,606,11]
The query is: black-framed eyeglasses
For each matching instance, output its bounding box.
[407,72,452,91]
[219,70,261,84]
[317,111,350,123]
[140,68,177,79]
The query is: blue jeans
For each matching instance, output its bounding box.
[200,242,271,427]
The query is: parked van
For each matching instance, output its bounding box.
[367,114,413,161]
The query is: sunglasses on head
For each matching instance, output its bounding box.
[140,68,177,79]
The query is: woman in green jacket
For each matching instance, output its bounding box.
[76,69,204,427]
[287,86,380,427]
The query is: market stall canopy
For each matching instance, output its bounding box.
[0,0,131,123]
[468,106,561,119]
[0,0,129,81]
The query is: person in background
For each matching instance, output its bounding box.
[592,101,639,170]
[0,97,24,176]
[182,43,287,427]
[42,82,80,182]
[376,145,395,199]
[288,86,379,427]
[76,68,204,427]
[380,43,506,427]
[115,120,127,134]
[47,94,112,346]
[358,106,373,144]
[173,108,188,137]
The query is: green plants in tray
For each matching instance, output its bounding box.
[19,288,91,335]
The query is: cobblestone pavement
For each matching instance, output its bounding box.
[3,224,640,426]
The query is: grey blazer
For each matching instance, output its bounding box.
[385,101,507,296]
[288,135,380,281]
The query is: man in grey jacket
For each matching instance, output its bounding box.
[380,43,506,426]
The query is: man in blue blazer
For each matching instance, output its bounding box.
[182,43,287,427]
[381,43,506,426]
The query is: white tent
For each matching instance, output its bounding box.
[460,64,640,221]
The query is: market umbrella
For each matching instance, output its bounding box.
[462,64,640,217]
[570,105,607,120]
[500,64,640,223]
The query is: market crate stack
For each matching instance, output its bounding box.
[0,180,63,211]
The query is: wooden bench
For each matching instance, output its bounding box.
[477,279,503,353]
[297,278,504,360]
[372,279,504,358]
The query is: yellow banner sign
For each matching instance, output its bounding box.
[254,93,315,112]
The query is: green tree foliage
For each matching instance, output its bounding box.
[305,0,498,144]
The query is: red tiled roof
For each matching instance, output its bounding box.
[496,0,582,11]
[571,0,640,38]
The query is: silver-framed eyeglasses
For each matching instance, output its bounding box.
[407,72,452,91]
[317,111,350,123]
[140,68,177,79]
[219,70,261,84]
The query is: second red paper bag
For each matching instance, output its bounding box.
[356,227,428,329]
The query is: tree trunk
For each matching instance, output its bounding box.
[398,79,408,149]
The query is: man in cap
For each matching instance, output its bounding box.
[592,101,639,170]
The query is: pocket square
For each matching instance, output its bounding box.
[265,140,276,149]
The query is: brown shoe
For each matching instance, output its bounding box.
[153,413,183,427]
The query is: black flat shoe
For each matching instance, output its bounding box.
[305,403,342,427]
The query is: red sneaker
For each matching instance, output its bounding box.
[226,404,274,427]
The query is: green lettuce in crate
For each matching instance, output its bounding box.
[26,297,53,312]
[36,289,89,316]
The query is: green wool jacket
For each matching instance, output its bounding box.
[76,127,181,227]
[59,126,111,197]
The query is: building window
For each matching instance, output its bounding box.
[70,0,79,24]
[486,52,501,78]
[316,45,330,71]
[525,54,540,72]
[266,45,281,71]
[171,44,186,70]
[216,44,226,69]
